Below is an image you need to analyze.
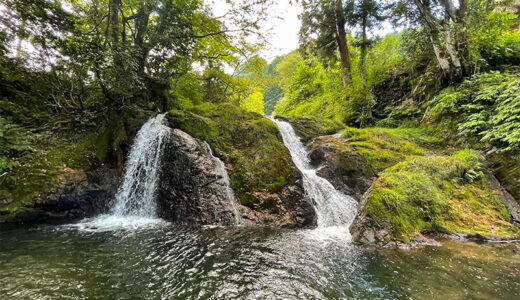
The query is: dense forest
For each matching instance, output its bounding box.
[1,0,520,243]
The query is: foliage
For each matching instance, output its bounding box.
[474,12,520,68]
[274,34,402,126]
[240,91,265,114]
[421,71,520,151]
[364,149,519,243]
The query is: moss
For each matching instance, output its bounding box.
[488,151,520,204]
[0,136,105,215]
[169,103,297,210]
[364,149,519,243]
[342,127,426,173]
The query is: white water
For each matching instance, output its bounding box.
[272,118,358,229]
[204,142,243,225]
[71,114,170,231]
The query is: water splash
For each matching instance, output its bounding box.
[204,142,243,225]
[271,118,358,229]
[110,113,170,217]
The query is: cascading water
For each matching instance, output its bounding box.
[110,113,170,217]
[73,114,170,231]
[204,142,243,225]
[271,118,358,229]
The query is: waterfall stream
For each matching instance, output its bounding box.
[204,142,243,225]
[272,118,358,228]
[74,114,170,230]
[110,113,170,217]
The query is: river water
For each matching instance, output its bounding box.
[1,224,519,299]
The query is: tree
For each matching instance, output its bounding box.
[240,91,264,114]
[276,51,303,90]
[299,0,353,85]
[347,0,388,76]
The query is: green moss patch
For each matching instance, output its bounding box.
[169,103,298,210]
[364,149,519,243]
[342,127,444,173]
[0,137,106,215]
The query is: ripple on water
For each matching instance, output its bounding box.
[1,224,520,299]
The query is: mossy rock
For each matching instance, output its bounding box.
[276,115,344,143]
[308,134,375,199]
[0,137,106,215]
[351,149,520,245]
[342,127,444,173]
[488,151,520,204]
[168,103,300,211]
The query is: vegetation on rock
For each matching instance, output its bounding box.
[363,149,519,243]
[168,104,298,211]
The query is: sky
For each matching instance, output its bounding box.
[209,0,396,63]
[258,2,303,60]
[208,0,302,61]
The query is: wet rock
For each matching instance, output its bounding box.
[157,129,243,226]
[308,134,376,200]
[0,167,118,226]
[157,129,315,228]
[274,116,332,144]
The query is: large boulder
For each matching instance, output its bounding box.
[350,150,520,247]
[167,105,316,228]
[157,128,315,227]
[157,129,242,226]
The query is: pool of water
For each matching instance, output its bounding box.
[1,220,519,299]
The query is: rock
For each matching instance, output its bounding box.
[0,166,118,226]
[488,151,520,204]
[308,134,376,200]
[275,116,332,144]
[157,129,315,228]
[157,129,243,226]
[350,193,393,247]
[488,174,520,228]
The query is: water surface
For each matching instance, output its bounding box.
[1,223,519,299]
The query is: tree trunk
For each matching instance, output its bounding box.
[442,17,462,79]
[430,34,451,74]
[135,4,150,76]
[335,0,352,86]
[360,13,368,78]
[108,0,123,70]
[15,19,27,61]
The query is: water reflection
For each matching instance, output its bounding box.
[1,223,519,299]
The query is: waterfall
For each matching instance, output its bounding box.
[110,113,170,217]
[204,142,243,226]
[271,118,357,228]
